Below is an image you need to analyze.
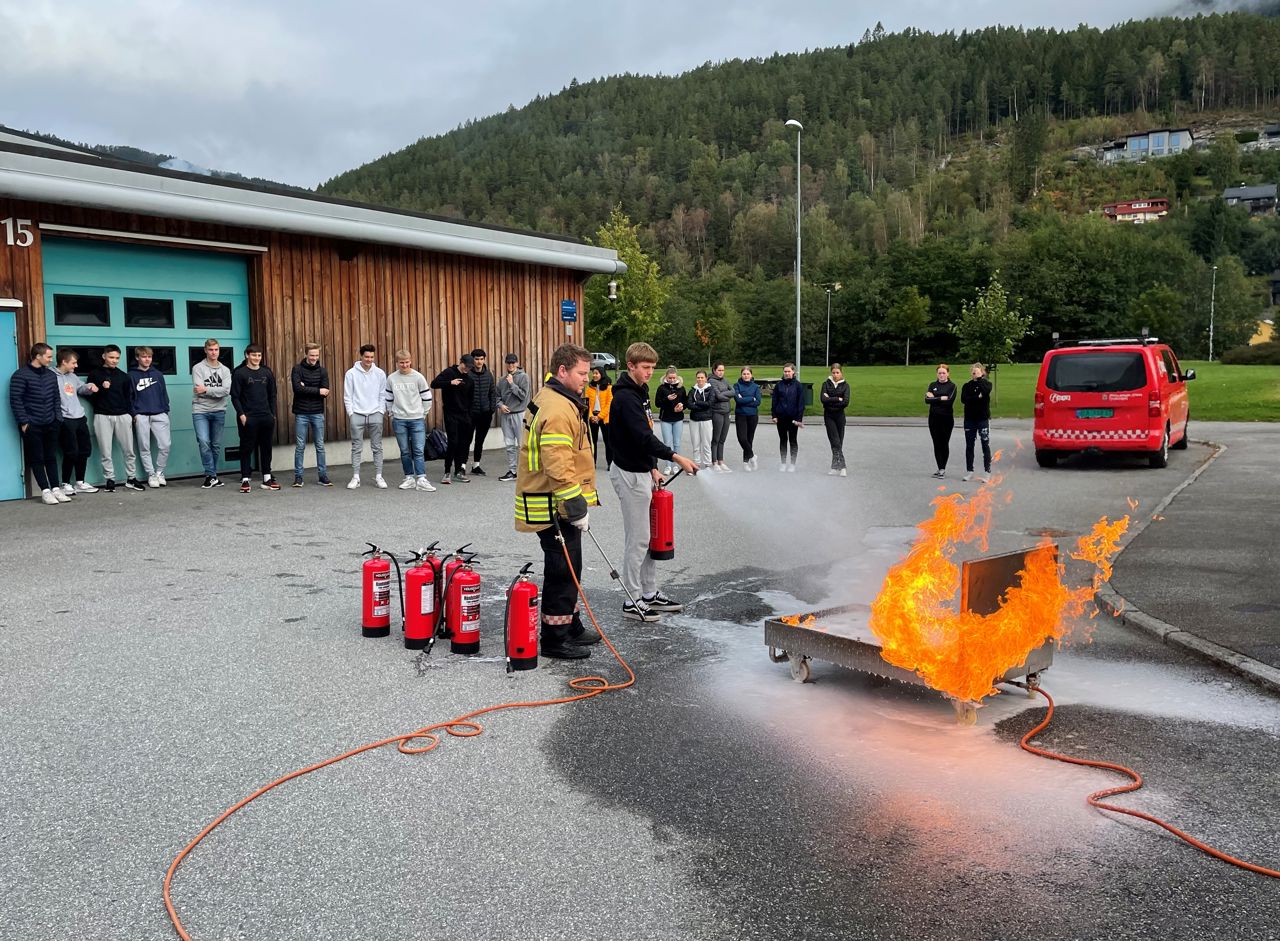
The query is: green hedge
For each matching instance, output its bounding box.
[1221,341,1280,365]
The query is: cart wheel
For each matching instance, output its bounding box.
[951,700,978,726]
[768,646,790,664]
[789,656,811,684]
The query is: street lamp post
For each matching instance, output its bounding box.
[1209,264,1218,362]
[824,282,842,367]
[785,119,803,372]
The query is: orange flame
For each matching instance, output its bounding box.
[868,489,1129,702]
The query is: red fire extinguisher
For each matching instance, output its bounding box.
[361,543,393,638]
[505,562,539,673]
[404,549,440,650]
[649,468,682,561]
[443,553,482,655]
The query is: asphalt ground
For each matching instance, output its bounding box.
[2,422,1277,940]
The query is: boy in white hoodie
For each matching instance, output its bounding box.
[343,344,388,489]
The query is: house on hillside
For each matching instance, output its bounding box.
[1101,198,1169,224]
[1100,128,1193,164]
[1222,184,1277,215]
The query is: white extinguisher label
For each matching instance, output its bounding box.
[373,572,390,618]
[420,587,435,616]
[461,585,480,624]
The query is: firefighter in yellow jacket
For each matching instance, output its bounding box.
[515,343,600,659]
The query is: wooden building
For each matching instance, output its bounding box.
[0,132,623,495]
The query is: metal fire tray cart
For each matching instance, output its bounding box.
[764,546,1057,724]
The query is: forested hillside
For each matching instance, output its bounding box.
[327,11,1280,366]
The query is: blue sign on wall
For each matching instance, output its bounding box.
[560,300,577,323]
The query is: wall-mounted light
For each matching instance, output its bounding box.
[607,280,618,302]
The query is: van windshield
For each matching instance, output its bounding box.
[1047,352,1148,392]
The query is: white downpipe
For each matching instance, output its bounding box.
[0,160,626,276]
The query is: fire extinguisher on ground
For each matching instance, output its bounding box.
[404,549,440,650]
[443,552,482,655]
[505,562,539,672]
[361,543,396,638]
[649,468,682,561]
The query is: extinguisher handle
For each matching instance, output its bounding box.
[362,542,380,557]
[661,466,684,488]
[407,550,423,564]
[424,540,440,552]
[518,562,534,576]
[453,542,473,556]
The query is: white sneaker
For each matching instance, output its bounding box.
[74,481,99,493]
[398,476,417,490]
[157,473,167,487]
[53,489,72,503]
[963,472,974,481]
[61,482,75,496]
[780,462,788,472]
[751,456,758,471]
[347,477,361,490]
[719,462,732,473]
[839,468,847,477]
[743,461,751,472]
[416,476,436,492]
[827,469,837,476]
[374,475,388,489]
[147,475,160,488]
[41,489,59,505]
[787,463,796,473]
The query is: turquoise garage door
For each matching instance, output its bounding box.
[42,238,251,482]
[0,308,23,500]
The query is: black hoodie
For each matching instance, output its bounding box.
[609,372,675,473]
[431,365,475,418]
[961,377,993,423]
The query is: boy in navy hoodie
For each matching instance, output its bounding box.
[129,346,172,487]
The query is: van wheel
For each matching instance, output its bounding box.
[1035,449,1058,468]
[1149,427,1169,468]
[1171,415,1189,450]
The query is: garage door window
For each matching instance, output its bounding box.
[186,300,233,330]
[53,294,111,328]
[124,297,175,329]
[127,346,178,375]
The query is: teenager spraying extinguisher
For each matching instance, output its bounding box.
[513,343,601,660]
[606,342,699,623]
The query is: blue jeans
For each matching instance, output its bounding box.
[192,410,226,477]
[294,413,328,478]
[393,417,426,477]
[659,419,683,456]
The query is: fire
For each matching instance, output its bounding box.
[869,489,1128,703]
[781,614,817,627]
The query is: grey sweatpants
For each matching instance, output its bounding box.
[501,410,523,474]
[93,413,136,481]
[350,412,384,476]
[608,464,658,603]
[135,413,171,476]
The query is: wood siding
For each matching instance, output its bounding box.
[0,198,587,443]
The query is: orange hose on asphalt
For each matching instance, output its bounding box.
[1020,686,1280,878]
[163,539,633,940]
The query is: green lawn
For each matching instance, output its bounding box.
[659,362,1280,422]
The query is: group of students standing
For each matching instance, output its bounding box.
[9,337,535,502]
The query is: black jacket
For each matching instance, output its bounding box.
[470,366,498,414]
[431,366,475,418]
[961,378,992,423]
[290,360,330,415]
[610,372,675,473]
[654,381,686,422]
[925,380,957,418]
[85,366,131,416]
[231,364,277,419]
[9,363,60,426]
[687,384,715,421]
[820,378,850,413]
[770,377,805,422]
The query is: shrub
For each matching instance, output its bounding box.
[1221,340,1280,364]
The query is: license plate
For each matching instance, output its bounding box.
[1076,408,1114,419]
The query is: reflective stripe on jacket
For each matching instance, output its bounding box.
[514,380,599,532]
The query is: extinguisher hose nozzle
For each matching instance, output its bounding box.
[585,528,640,609]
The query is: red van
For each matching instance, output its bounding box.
[1033,337,1195,468]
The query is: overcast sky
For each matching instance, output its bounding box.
[0,0,1243,187]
